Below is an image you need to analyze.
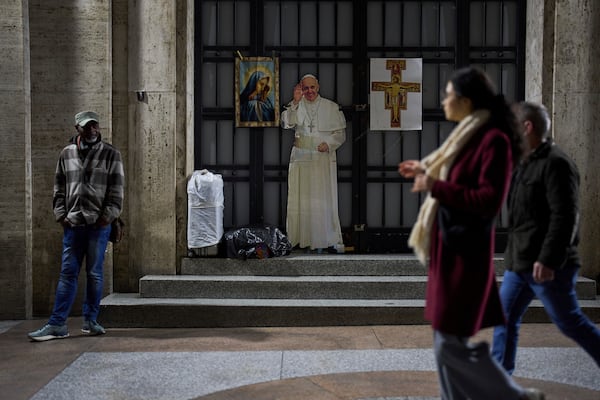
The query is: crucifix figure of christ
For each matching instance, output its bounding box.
[371,60,421,128]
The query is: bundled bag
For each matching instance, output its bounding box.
[220,224,292,260]
[109,217,125,244]
[187,170,224,249]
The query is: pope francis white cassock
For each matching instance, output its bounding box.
[281,74,346,252]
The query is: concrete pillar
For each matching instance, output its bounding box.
[175,0,196,266]
[0,0,32,319]
[112,0,133,291]
[128,1,178,276]
[552,0,600,282]
[524,0,555,107]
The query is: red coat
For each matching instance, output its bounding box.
[425,126,512,337]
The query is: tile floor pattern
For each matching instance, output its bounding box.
[1,320,599,400]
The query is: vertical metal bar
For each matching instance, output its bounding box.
[233,0,237,46]
[500,0,505,48]
[230,121,237,225]
[516,0,526,100]
[316,1,320,78]
[353,0,368,252]
[251,0,265,223]
[437,0,442,50]
[380,2,387,227]
[483,2,487,46]
[418,1,423,49]
[400,1,405,46]
[215,2,220,107]
[455,0,469,68]
[278,0,284,227]
[499,2,504,94]
[194,1,203,168]
[296,1,300,80]
[382,2,386,47]
[334,1,339,98]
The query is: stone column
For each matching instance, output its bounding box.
[0,0,32,319]
[128,1,178,276]
[112,0,134,291]
[175,0,196,265]
[524,0,555,107]
[551,1,600,281]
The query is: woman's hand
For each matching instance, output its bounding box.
[411,173,435,193]
[398,160,424,178]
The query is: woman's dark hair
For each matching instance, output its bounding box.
[449,67,522,163]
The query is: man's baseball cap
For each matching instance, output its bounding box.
[75,111,99,127]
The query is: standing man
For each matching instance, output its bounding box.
[281,74,346,253]
[28,111,124,341]
[492,101,600,373]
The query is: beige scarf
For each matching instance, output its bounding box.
[409,109,491,265]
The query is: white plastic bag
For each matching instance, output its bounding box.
[187,169,224,248]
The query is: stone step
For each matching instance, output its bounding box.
[100,294,600,328]
[182,254,432,276]
[181,254,505,276]
[139,274,598,300]
[100,254,599,328]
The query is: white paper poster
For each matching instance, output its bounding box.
[370,58,422,131]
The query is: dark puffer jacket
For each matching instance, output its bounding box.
[504,140,580,272]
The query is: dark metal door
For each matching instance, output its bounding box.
[195,0,525,253]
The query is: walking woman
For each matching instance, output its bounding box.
[398,67,543,400]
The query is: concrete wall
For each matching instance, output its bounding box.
[0,0,32,319]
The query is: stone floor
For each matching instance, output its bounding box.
[1,319,598,400]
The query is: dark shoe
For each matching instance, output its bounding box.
[28,324,69,342]
[82,320,106,336]
[521,388,545,400]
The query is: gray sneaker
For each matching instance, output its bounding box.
[81,320,106,336]
[28,324,69,342]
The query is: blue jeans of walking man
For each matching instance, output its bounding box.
[492,264,600,374]
[48,225,111,326]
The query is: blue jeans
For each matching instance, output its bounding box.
[48,224,111,326]
[492,265,600,374]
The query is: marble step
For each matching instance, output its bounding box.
[100,294,600,328]
[180,254,505,276]
[139,274,598,301]
[182,254,433,276]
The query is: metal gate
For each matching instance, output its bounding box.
[195,0,525,253]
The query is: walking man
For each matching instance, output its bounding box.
[492,101,600,373]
